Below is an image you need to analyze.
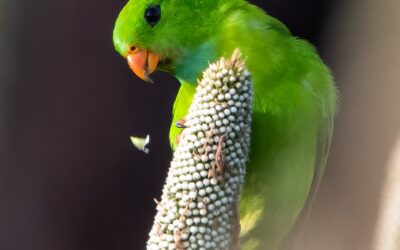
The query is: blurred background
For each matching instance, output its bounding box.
[0,0,399,249]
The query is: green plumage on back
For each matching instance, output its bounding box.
[113,0,337,249]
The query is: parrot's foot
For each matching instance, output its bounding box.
[175,117,187,128]
[175,117,187,145]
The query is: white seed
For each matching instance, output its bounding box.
[190,226,198,234]
[193,217,201,224]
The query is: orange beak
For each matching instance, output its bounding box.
[126,47,160,83]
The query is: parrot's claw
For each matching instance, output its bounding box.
[175,118,187,129]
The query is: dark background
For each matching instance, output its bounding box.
[2,0,399,249]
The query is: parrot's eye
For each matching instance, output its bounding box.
[144,5,161,27]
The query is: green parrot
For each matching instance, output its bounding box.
[113,0,337,249]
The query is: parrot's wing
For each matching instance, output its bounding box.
[313,115,334,203]
[283,115,334,247]
[304,115,334,215]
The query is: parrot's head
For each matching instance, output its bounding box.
[113,0,223,83]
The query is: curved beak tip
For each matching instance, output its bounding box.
[145,75,154,84]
